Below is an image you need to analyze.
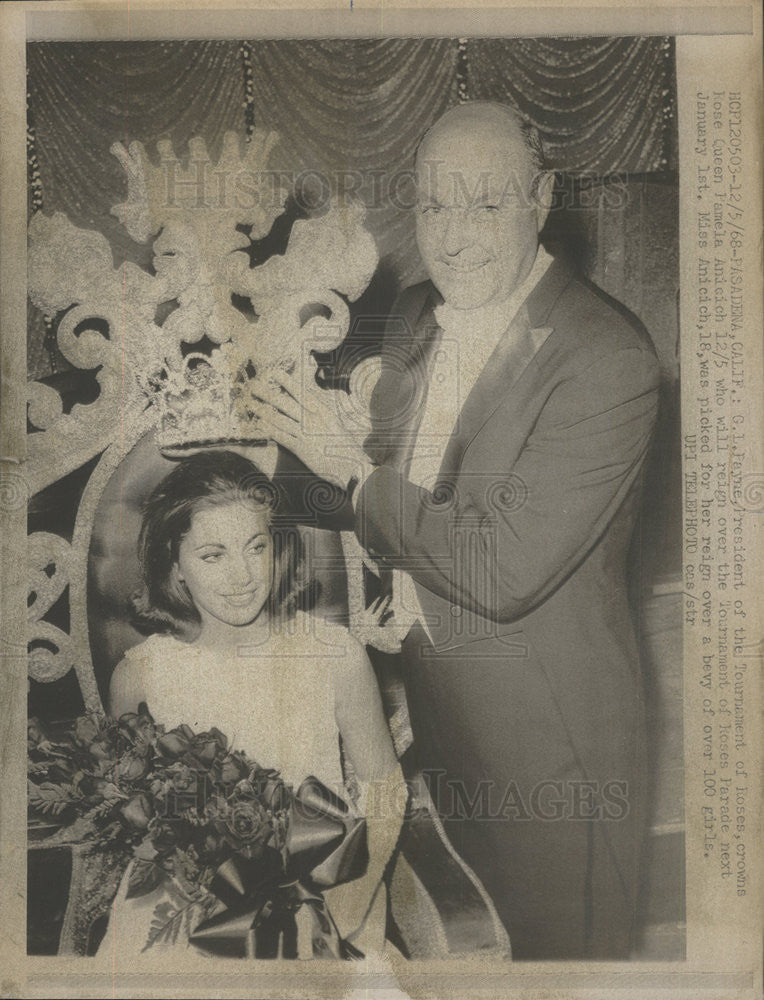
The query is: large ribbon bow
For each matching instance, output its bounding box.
[189,776,368,959]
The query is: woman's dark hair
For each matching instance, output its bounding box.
[131,450,304,634]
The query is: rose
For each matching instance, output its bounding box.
[189,737,221,767]
[199,727,227,752]
[150,777,170,801]
[98,721,134,758]
[157,725,195,758]
[119,706,156,747]
[84,777,123,801]
[202,830,225,856]
[214,753,250,786]
[89,736,115,762]
[260,776,291,814]
[246,768,290,812]
[230,778,258,801]
[167,762,196,793]
[73,715,100,747]
[113,752,151,782]
[121,793,154,830]
[217,799,272,858]
[184,728,228,768]
[161,763,202,817]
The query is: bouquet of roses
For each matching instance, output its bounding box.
[28,705,367,956]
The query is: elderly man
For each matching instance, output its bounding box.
[254,101,660,959]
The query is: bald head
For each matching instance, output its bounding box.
[416,101,544,182]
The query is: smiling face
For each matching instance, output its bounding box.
[415,106,549,310]
[176,501,274,630]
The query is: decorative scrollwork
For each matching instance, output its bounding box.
[28,621,75,685]
[27,382,63,432]
[28,532,71,622]
[28,532,75,684]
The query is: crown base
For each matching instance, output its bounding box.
[158,436,270,459]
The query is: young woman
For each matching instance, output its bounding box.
[99,449,406,960]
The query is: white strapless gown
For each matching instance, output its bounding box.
[95,614,394,970]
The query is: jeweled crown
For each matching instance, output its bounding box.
[28,130,379,460]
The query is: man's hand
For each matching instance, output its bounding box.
[248,368,372,491]
[350,594,405,654]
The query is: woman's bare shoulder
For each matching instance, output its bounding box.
[119,632,185,667]
[109,633,185,715]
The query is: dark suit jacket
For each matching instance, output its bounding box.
[354,257,660,952]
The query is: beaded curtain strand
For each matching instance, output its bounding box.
[241,42,256,139]
[456,38,469,103]
[27,67,58,374]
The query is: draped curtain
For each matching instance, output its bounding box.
[470,38,674,172]
[27,38,677,377]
